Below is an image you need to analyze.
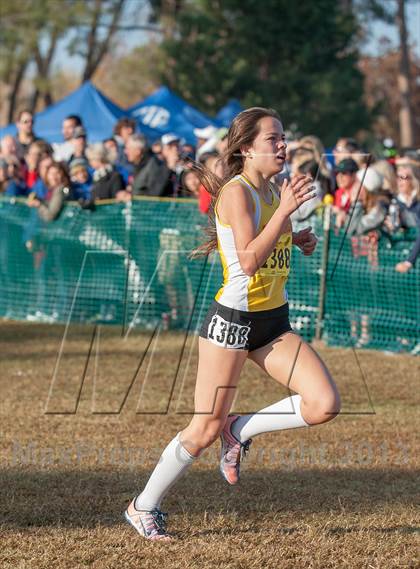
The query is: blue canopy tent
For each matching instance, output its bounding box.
[128,86,216,145]
[215,99,242,127]
[0,81,127,143]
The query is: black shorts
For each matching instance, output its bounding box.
[198,300,292,352]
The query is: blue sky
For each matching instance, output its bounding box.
[363,0,420,58]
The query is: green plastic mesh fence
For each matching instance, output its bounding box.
[0,197,418,353]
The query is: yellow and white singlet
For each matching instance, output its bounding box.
[214,174,292,312]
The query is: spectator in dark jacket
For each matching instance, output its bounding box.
[394,160,420,228]
[125,134,173,197]
[14,110,40,158]
[393,160,420,272]
[86,143,129,202]
[68,127,88,169]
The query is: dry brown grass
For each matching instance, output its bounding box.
[0,321,419,569]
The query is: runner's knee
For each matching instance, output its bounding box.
[184,419,224,450]
[303,390,341,425]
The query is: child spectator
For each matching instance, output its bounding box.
[69,159,92,201]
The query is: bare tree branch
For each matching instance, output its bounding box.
[82,0,126,82]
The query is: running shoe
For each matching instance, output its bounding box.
[124,498,172,541]
[219,414,252,485]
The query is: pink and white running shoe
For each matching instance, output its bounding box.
[219,414,252,485]
[124,499,172,541]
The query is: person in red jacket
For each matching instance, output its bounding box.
[198,152,225,214]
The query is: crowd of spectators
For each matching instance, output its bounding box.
[0,110,419,274]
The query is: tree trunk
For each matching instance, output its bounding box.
[396,0,414,148]
[30,88,40,114]
[7,59,30,123]
[82,0,125,82]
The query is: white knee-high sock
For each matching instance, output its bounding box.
[230,394,309,443]
[134,432,196,511]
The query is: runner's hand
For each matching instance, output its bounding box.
[279,175,316,217]
[293,226,318,256]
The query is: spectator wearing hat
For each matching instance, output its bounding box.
[196,127,228,160]
[53,115,83,162]
[86,143,128,202]
[193,125,217,152]
[14,110,40,158]
[347,167,387,237]
[333,158,359,228]
[161,134,180,168]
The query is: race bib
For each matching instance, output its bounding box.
[207,314,250,349]
[260,233,292,277]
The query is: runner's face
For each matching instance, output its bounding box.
[246,117,287,176]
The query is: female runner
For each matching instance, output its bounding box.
[125,107,341,541]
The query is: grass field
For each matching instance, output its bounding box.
[0,321,418,569]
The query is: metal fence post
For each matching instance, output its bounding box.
[315,205,331,341]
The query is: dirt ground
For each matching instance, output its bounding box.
[0,321,418,569]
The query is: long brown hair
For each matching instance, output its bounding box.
[45,162,71,189]
[191,107,281,257]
